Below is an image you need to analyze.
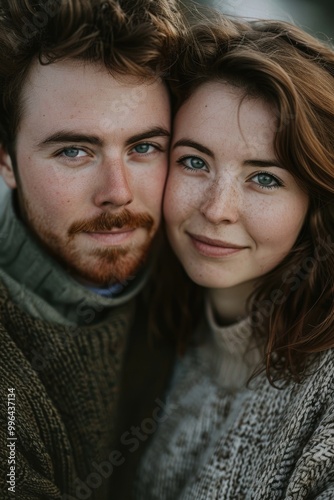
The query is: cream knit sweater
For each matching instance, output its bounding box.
[135,299,334,499]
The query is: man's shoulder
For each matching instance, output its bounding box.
[0,274,10,298]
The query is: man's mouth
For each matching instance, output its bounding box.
[84,228,137,245]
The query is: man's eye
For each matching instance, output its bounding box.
[133,144,155,154]
[61,148,87,158]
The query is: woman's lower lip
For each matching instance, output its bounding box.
[86,229,136,245]
[189,235,244,258]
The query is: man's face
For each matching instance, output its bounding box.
[2,60,170,286]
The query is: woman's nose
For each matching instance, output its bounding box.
[200,179,240,225]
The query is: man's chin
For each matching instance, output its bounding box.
[74,264,140,288]
[36,226,161,287]
[69,249,151,288]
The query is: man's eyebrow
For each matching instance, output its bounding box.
[36,127,170,149]
[125,127,171,146]
[172,139,214,158]
[37,131,103,148]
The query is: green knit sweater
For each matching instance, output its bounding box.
[0,282,136,499]
[0,193,161,499]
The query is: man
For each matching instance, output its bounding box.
[0,0,184,498]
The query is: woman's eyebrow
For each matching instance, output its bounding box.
[244,159,283,168]
[172,142,283,169]
[172,139,215,158]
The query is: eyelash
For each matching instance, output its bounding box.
[176,156,207,171]
[252,171,284,190]
[176,156,284,189]
[131,142,164,155]
[55,146,89,161]
[55,142,164,159]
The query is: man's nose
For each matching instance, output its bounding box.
[93,158,133,208]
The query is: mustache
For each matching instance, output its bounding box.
[68,209,154,235]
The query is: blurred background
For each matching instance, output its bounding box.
[0,0,333,199]
[184,0,334,40]
[0,175,8,198]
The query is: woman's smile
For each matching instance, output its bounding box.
[187,232,248,258]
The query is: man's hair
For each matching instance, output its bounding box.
[152,16,334,383]
[0,0,185,150]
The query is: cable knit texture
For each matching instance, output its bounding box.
[135,302,334,500]
[0,280,136,499]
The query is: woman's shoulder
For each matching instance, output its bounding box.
[303,349,334,396]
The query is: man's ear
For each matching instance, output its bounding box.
[0,145,17,189]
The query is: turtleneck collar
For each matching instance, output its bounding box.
[0,192,150,325]
[196,295,264,390]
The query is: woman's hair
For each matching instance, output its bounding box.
[151,15,334,383]
[0,0,185,151]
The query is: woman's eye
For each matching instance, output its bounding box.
[178,156,207,171]
[251,172,283,189]
[60,148,87,158]
[133,144,155,154]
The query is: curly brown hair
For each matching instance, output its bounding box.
[151,15,334,383]
[0,0,186,151]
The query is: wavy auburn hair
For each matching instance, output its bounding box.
[151,16,334,383]
[0,0,186,149]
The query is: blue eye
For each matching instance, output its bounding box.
[177,156,208,171]
[252,172,283,189]
[61,148,87,158]
[133,144,154,154]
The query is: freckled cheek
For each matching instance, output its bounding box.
[141,169,167,199]
[163,180,197,228]
[20,170,80,219]
[246,204,304,249]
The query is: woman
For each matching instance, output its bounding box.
[135,16,334,500]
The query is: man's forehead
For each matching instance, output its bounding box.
[18,59,171,143]
[22,58,167,95]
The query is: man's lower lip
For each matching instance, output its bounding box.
[189,236,244,258]
[85,229,136,244]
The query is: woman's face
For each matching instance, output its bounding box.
[164,82,309,290]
